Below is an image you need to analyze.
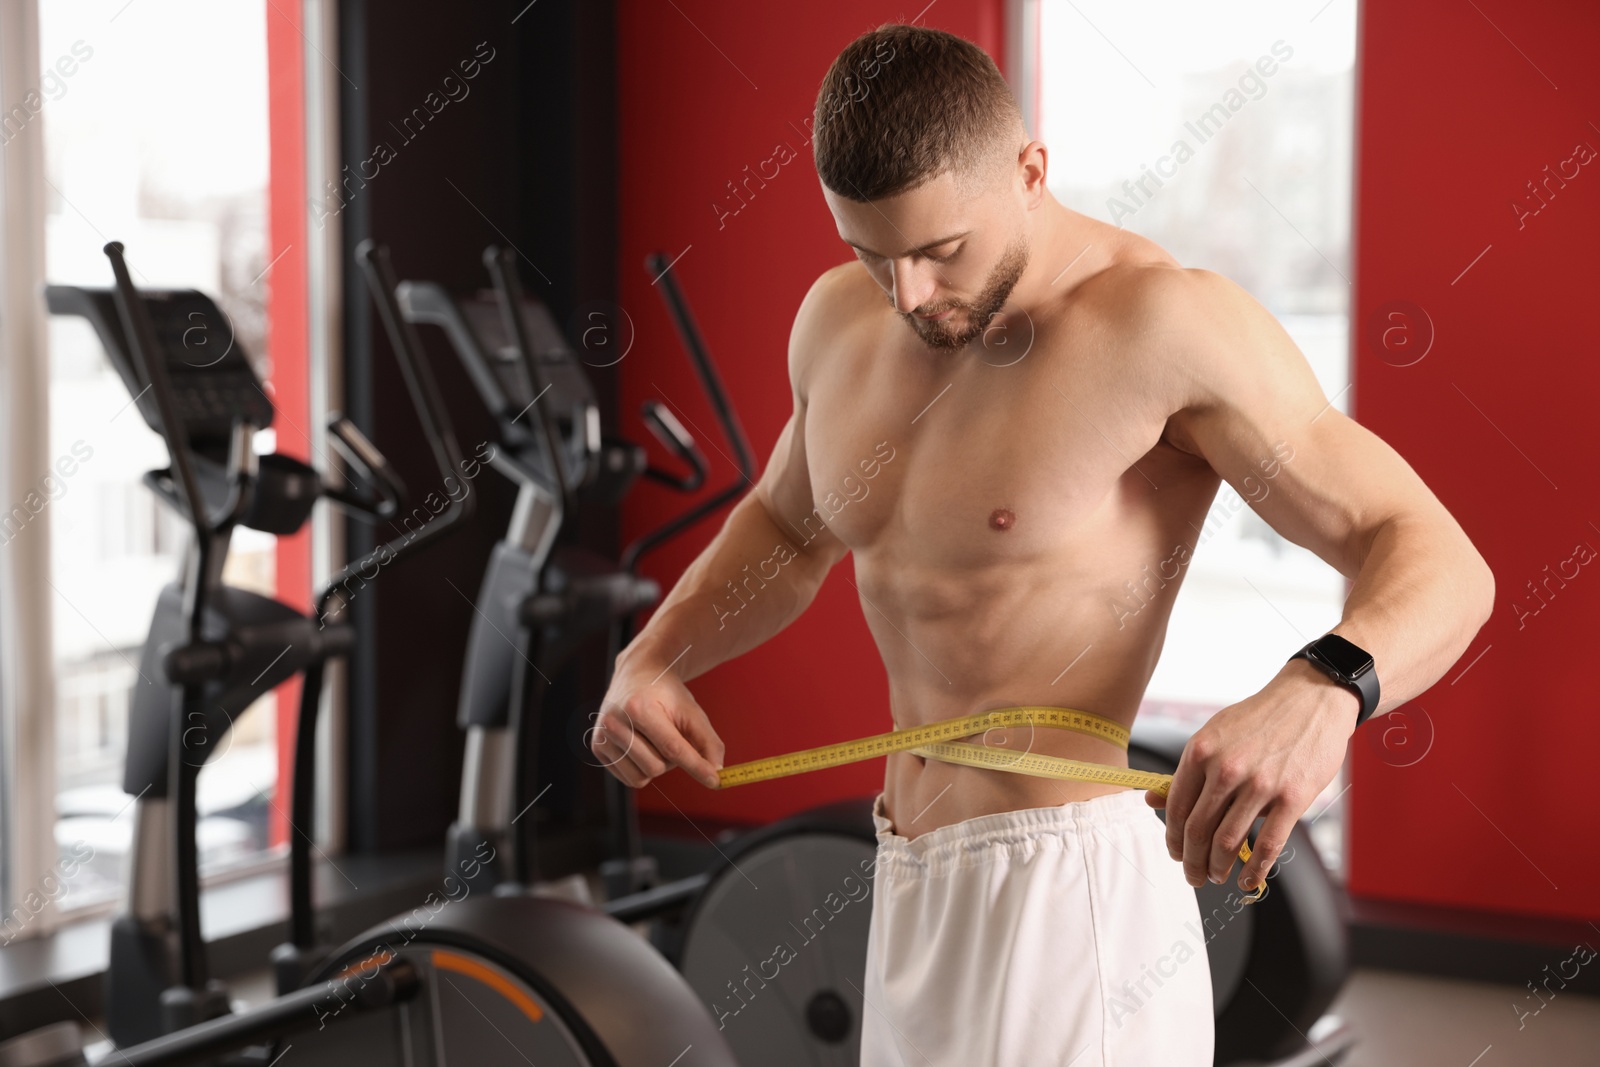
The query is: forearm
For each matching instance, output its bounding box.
[1286,511,1495,722]
[616,490,838,682]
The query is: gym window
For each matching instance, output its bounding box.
[0,0,304,931]
[1028,0,1359,873]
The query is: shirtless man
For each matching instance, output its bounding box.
[594,24,1494,1066]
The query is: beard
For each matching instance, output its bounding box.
[897,236,1030,350]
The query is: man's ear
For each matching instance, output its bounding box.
[1017,140,1049,207]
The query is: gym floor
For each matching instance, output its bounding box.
[1330,971,1600,1066]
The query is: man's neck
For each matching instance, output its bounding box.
[1010,196,1104,312]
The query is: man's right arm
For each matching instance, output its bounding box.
[593,268,851,789]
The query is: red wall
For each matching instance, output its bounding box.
[616,2,1006,825]
[1347,1,1599,922]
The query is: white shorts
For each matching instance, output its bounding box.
[860,788,1214,1067]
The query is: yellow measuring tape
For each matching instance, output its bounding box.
[714,705,1265,901]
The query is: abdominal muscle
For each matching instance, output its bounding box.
[836,370,1217,842]
[860,514,1195,842]
[852,514,1189,841]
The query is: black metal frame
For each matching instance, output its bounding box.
[282,241,478,957]
[82,238,472,1050]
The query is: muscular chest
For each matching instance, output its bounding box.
[801,329,1188,564]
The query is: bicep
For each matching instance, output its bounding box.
[751,406,809,524]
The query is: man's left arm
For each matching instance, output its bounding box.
[1145,267,1496,894]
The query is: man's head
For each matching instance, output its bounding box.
[812,25,1040,350]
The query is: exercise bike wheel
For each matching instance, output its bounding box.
[285,895,739,1066]
[674,797,879,1067]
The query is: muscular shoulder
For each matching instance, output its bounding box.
[1071,263,1267,452]
[1071,259,1239,335]
[787,261,880,401]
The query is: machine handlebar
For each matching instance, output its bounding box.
[103,241,250,642]
[639,400,707,492]
[622,252,757,570]
[322,413,407,519]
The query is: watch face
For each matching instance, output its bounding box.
[1314,634,1373,679]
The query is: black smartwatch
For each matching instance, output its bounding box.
[1288,633,1380,726]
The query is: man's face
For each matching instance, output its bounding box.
[826,168,1030,350]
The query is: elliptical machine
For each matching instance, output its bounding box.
[393,247,755,902]
[10,237,472,1061]
[260,246,740,1067]
[5,241,740,1067]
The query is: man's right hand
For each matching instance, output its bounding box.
[590,668,726,790]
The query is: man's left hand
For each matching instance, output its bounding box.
[1145,660,1356,892]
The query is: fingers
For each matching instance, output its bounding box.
[1189,775,1300,891]
[618,730,669,787]
[675,709,727,789]
[1163,741,1207,864]
[1237,804,1297,892]
[604,711,669,785]
[587,705,638,775]
[1167,746,1304,890]
[1179,783,1232,888]
[589,706,661,788]
[588,691,725,790]
[634,716,714,788]
[1208,786,1269,885]
[1172,741,1249,887]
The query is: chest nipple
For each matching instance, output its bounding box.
[988,508,1016,532]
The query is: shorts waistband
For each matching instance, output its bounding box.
[871,788,1158,871]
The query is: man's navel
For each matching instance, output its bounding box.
[989,508,1016,531]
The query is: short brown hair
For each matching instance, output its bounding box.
[812,25,1024,202]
